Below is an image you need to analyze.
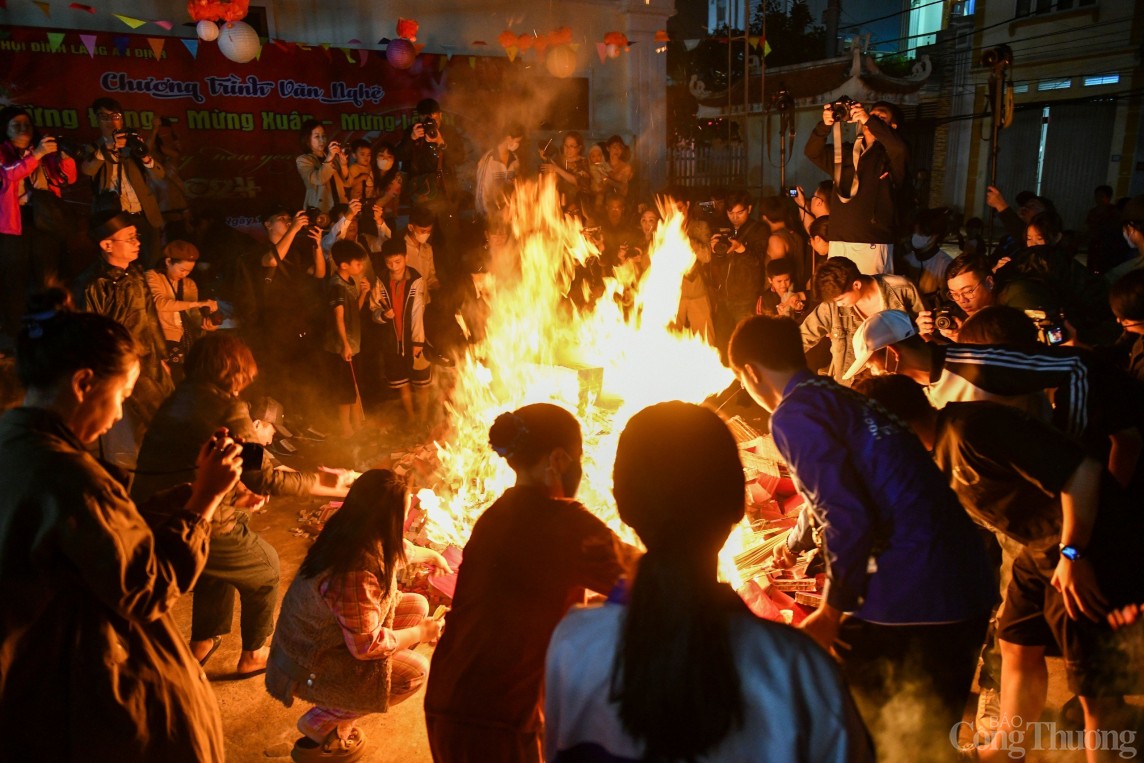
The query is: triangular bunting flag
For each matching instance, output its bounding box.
[341,47,355,63]
[152,20,173,31]
[147,37,164,60]
[348,38,361,45]
[764,39,772,57]
[358,49,369,67]
[113,14,146,29]
[181,39,198,59]
[113,35,130,56]
[683,38,700,51]
[70,3,96,12]
[320,43,332,60]
[80,33,97,57]
[596,42,607,63]
[468,56,476,69]
[377,37,390,46]
[254,44,263,61]
[33,1,50,17]
[46,32,66,51]
[748,36,760,49]
[506,45,518,62]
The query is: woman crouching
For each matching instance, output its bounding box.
[266,469,452,763]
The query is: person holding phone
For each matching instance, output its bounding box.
[296,119,347,214]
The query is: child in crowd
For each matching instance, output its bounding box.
[371,238,431,425]
[323,239,369,438]
[756,257,808,321]
[345,139,374,201]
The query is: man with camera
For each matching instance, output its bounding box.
[917,254,996,342]
[82,97,165,265]
[804,97,909,276]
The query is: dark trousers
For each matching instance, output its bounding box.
[836,615,989,763]
[191,512,280,651]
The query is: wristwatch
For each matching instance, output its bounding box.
[1059,543,1085,561]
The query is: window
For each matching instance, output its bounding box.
[1083,74,1120,87]
[1037,79,1071,91]
[1016,0,1095,16]
[1013,83,1030,93]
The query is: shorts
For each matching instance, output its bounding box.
[998,545,1144,696]
[383,347,432,389]
[324,351,360,404]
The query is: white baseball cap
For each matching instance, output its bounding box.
[842,310,918,380]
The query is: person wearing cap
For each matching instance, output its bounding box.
[1104,195,1144,285]
[727,315,995,757]
[799,255,923,385]
[845,309,1143,489]
[145,240,218,377]
[854,374,1144,761]
[72,209,173,471]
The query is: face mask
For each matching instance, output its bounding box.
[911,234,935,251]
[1125,229,1135,248]
[415,232,430,244]
[378,159,394,171]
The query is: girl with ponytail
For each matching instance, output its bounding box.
[545,401,873,762]
[425,403,630,763]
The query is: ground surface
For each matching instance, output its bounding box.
[170,397,1133,762]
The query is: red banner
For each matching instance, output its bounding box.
[0,25,584,226]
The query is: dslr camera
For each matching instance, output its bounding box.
[933,305,959,332]
[418,115,439,141]
[115,129,149,160]
[712,229,733,257]
[829,95,856,124]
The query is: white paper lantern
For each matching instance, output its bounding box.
[196,20,219,42]
[218,21,261,63]
[546,45,577,78]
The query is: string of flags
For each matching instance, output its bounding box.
[6,0,774,68]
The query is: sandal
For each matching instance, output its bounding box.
[195,636,223,667]
[290,728,366,763]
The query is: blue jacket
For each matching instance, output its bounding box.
[771,370,995,625]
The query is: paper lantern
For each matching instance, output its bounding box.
[546,45,577,78]
[218,20,260,63]
[196,20,219,42]
[387,38,417,69]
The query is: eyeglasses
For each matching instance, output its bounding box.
[98,112,124,122]
[946,282,983,302]
[110,234,140,243]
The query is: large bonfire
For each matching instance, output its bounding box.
[417,177,739,556]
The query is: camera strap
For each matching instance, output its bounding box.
[831,121,863,205]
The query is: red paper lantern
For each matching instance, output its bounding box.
[387,38,417,69]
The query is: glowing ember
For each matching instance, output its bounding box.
[422,177,740,555]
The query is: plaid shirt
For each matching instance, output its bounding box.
[319,569,400,660]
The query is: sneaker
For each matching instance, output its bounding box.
[291,727,366,762]
[975,688,1001,740]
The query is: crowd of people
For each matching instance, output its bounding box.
[1,89,1143,763]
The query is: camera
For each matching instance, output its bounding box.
[1024,308,1069,346]
[712,229,733,256]
[784,186,799,198]
[116,129,148,159]
[419,116,439,140]
[239,441,264,471]
[933,305,958,332]
[829,95,856,124]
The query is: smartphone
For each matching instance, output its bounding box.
[787,187,799,198]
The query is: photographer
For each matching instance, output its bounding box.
[804,98,909,276]
[81,97,165,264]
[295,119,347,215]
[917,254,995,342]
[707,223,763,356]
[133,334,356,679]
[0,105,77,339]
